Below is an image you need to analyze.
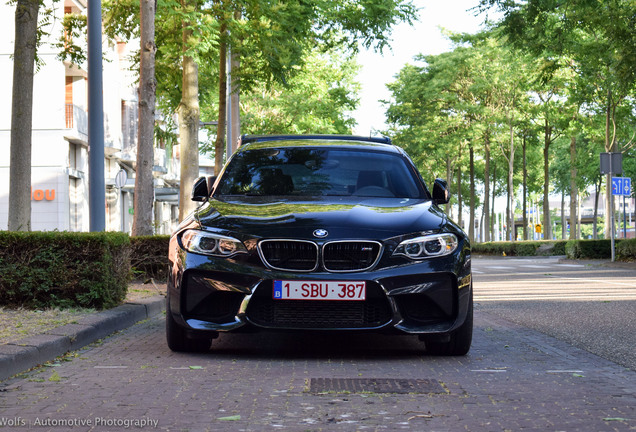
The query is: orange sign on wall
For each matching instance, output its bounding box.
[31,188,56,201]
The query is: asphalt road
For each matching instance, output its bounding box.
[472,256,636,371]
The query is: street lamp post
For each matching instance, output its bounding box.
[87,0,105,231]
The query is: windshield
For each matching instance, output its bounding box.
[215,147,424,198]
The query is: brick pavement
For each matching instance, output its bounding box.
[0,308,634,432]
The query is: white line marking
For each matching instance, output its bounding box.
[94,366,128,369]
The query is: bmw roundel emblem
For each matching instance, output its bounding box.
[313,229,329,238]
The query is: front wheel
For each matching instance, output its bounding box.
[166,299,211,353]
[424,291,473,356]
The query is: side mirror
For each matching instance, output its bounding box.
[432,178,450,204]
[206,175,217,196]
[191,176,210,202]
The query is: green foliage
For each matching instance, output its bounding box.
[616,239,636,261]
[54,13,87,66]
[238,49,360,136]
[95,0,417,126]
[565,239,611,259]
[0,232,130,310]
[473,240,569,256]
[472,241,516,256]
[130,235,170,281]
[385,12,636,243]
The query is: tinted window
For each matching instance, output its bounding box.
[215,148,423,198]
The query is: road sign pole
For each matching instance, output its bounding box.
[624,194,627,239]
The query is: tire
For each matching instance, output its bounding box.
[166,299,211,353]
[425,291,473,356]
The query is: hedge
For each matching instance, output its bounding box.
[615,238,636,261]
[0,231,130,309]
[474,239,636,261]
[564,239,611,259]
[130,235,170,280]
[472,240,568,257]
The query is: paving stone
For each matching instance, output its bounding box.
[0,309,634,432]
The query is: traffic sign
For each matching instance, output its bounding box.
[612,177,631,196]
[601,152,623,174]
[115,169,128,189]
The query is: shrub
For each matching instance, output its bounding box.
[472,240,568,257]
[0,231,130,309]
[550,241,568,256]
[473,239,634,260]
[130,235,171,281]
[616,238,636,261]
[514,242,538,256]
[472,242,517,256]
[565,239,611,259]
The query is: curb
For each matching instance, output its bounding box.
[0,296,165,382]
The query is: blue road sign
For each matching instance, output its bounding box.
[612,177,631,196]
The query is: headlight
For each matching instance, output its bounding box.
[180,230,247,257]
[393,233,458,259]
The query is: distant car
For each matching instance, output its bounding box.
[166,135,472,355]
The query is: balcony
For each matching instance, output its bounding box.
[64,104,88,144]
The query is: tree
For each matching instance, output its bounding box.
[210,0,418,172]
[132,0,157,235]
[238,49,360,135]
[386,40,491,239]
[478,0,636,238]
[8,0,40,231]
[176,0,202,220]
[102,0,417,220]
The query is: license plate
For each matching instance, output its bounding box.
[273,280,366,301]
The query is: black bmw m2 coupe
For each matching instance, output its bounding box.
[167,135,472,355]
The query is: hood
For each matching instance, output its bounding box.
[195,196,447,240]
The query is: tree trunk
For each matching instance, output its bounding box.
[8,0,40,231]
[491,164,496,240]
[132,0,156,236]
[456,163,462,228]
[483,131,491,242]
[178,22,200,221]
[577,194,582,239]
[603,89,615,238]
[561,192,566,239]
[569,135,578,239]
[445,156,452,217]
[229,51,241,154]
[522,134,528,240]
[593,177,601,239]
[215,21,228,175]
[542,119,552,239]
[228,10,241,155]
[506,116,515,241]
[469,142,475,243]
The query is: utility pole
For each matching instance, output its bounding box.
[600,152,622,262]
[87,0,105,231]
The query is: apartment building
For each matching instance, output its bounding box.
[0,0,180,233]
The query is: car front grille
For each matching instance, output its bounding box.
[323,241,382,272]
[258,240,382,272]
[245,281,392,329]
[259,240,319,271]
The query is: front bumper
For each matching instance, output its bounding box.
[168,243,472,337]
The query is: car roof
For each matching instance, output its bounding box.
[238,134,402,154]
